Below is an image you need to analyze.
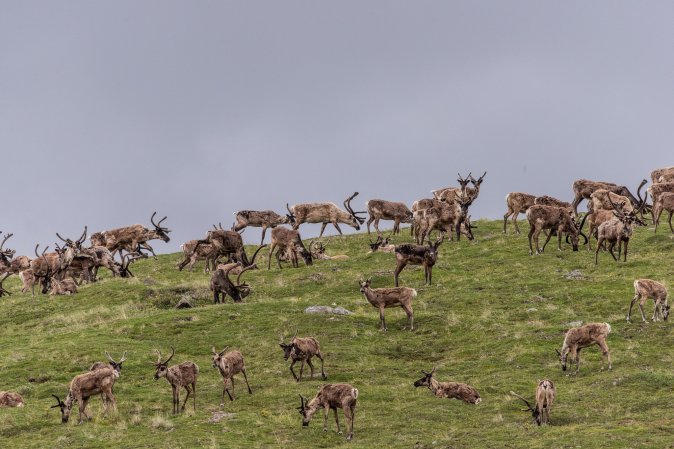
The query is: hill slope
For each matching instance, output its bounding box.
[1,220,673,448]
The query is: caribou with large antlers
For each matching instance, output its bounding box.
[298,384,359,441]
[232,210,294,245]
[571,179,647,216]
[413,367,481,404]
[152,347,199,414]
[90,212,171,259]
[210,263,255,303]
[510,380,556,426]
[287,192,366,238]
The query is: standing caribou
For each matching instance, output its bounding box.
[152,347,199,414]
[365,199,413,235]
[503,192,537,234]
[52,366,119,423]
[211,346,252,405]
[594,194,646,265]
[359,279,416,331]
[232,210,294,245]
[267,227,313,269]
[557,322,612,374]
[571,179,647,216]
[653,192,674,233]
[394,236,443,287]
[627,279,669,323]
[90,212,171,260]
[210,263,256,303]
[279,331,327,381]
[651,166,674,184]
[287,192,366,238]
[510,380,555,426]
[298,384,358,441]
[648,183,674,224]
[525,205,586,255]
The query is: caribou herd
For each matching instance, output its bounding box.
[0,166,672,438]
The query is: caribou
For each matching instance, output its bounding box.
[211,346,252,405]
[394,236,443,287]
[365,199,413,235]
[627,279,669,323]
[192,225,251,267]
[650,166,674,184]
[52,366,119,423]
[653,191,674,232]
[359,279,416,331]
[152,347,199,414]
[232,210,294,245]
[210,263,255,303]
[279,331,327,381]
[267,227,312,269]
[556,322,612,374]
[413,367,481,404]
[90,212,171,260]
[594,194,646,265]
[287,192,366,238]
[571,179,647,216]
[525,205,586,255]
[510,380,556,426]
[503,192,537,234]
[298,384,358,441]
[0,233,16,296]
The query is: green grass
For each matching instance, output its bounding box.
[1,220,673,448]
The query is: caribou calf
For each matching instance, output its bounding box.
[298,384,358,440]
[627,279,669,323]
[211,347,252,405]
[393,236,443,287]
[557,322,611,374]
[510,379,555,426]
[359,279,415,331]
[279,331,327,381]
[413,368,481,404]
[49,277,79,296]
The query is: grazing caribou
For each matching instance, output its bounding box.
[394,236,443,287]
[267,227,312,269]
[279,331,327,381]
[359,279,416,331]
[52,367,119,423]
[510,379,555,426]
[298,384,358,440]
[210,263,255,303]
[287,192,366,238]
[525,205,585,255]
[192,226,251,267]
[413,368,481,404]
[627,279,669,323]
[557,322,612,374]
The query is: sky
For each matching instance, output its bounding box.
[1,1,672,255]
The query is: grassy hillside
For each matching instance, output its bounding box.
[0,220,673,449]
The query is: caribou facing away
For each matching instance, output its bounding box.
[503,192,537,234]
[413,368,481,404]
[287,192,366,238]
[298,384,358,440]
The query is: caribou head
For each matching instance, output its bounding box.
[152,347,175,380]
[150,212,171,242]
[343,192,366,230]
[413,367,436,388]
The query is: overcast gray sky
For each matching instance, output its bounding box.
[1,1,672,255]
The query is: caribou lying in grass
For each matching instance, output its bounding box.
[298,384,358,441]
[413,368,481,404]
[287,192,366,238]
[627,279,669,323]
[0,391,24,407]
[510,380,555,426]
[279,331,327,381]
[152,347,199,414]
[211,346,252,405]
[557,322,611,374]
[359,279,416,331]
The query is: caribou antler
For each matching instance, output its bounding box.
[510,391,535,412]
[0,233,13,251]
[151,212,170,231]
[235,263,256,286]
[344,192,366,224]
